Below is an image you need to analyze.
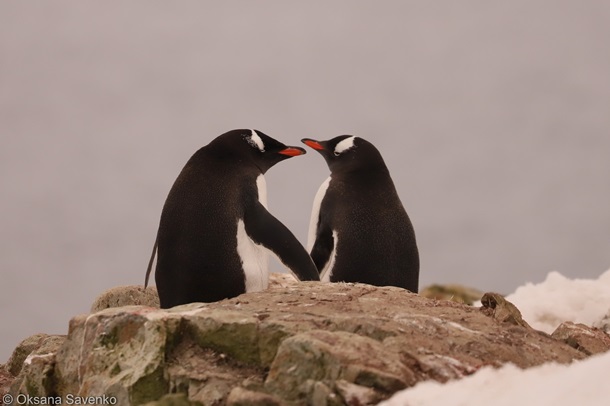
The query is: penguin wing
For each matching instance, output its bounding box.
[309,221,335,277]
[244,202,320,281]
[307,177,331,251]
[307,177,335,275]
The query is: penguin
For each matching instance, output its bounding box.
[301,135,419,292]
[145,129,319,308]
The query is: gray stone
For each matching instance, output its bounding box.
[335,379,383,405]
[551,321,610,356]
[226,387,285,406]
[267,273,298,289]
[5,333,62,377]
[91,285,160,312]
[265,330,413,401]
[480,292,532,328]
[1,365,14,399]
[7,282,592,405]
[141,393,198,406]
[9,335,65,398]
[54,306,176,405]
[420,284,484,305]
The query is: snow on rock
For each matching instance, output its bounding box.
[506,269,610,334]
[383,269,610,406]
[380,349,610,406]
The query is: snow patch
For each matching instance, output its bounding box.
[507,269,610,333]
[382,268,610,406]
[382,351,610,406]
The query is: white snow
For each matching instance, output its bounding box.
[507,269,610,333]
[381,351,610,406]
[382,268,610,406]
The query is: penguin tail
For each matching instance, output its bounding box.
[144,232,158,288]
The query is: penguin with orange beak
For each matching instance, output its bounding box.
[302,136,419,292]
[146,129,319,308]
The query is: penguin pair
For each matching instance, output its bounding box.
[146,130,419,308]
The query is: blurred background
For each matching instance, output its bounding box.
[1,1,609,361]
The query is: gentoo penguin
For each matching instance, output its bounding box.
[301,135,419,292]
[145,129,319,308]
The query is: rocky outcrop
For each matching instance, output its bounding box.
[480,292,533,329]
[551,322,610,356]
[91,285,160,312]
[4,280,603,406]
[419,284,484,305]
[3,333,66,402]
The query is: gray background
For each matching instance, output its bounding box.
[1,1,609,361]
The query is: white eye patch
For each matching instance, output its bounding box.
[247,129,265,152]
[334,136,356,155]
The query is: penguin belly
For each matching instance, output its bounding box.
[319,230,338,282]
[235,173,270,292]
[236,219,270,292]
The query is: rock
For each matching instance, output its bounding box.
[308,381,342,406]
[5,333,60,377]
[54,306,175,405]
[91,285,160,312]
[4,333,66,401]
[480,292,532,328]
[10,334,66,396]
[551,322,610,356]
[268,273,298,288]
[265,330,414,402]
[9,282,590,405]
[335,379,383,405]
[90,274,295,313]
[1,366,13,399]
[420,284,484,305]
[141,393,194,406]
[226,387,284,406]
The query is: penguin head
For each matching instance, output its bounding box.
[210,129,307,173]
[301,135,386,173]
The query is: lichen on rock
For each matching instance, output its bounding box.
[3,280,605,405]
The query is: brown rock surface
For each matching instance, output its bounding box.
[551,321,610,356]
[6,281,601,405]
[90,285,160,312]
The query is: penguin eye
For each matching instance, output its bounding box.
[333,151,340,156]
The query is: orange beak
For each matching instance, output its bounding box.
[301,139,324,150]
[278,147,306,156]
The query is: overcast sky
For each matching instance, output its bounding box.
[1,1,609,361]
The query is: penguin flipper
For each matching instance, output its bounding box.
[310,223,334,274]
[244,203,320,281]
[144,232,158,288]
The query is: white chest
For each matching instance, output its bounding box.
[236,174,269,292]
[307,176,331,251]
[320,230,338,282]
